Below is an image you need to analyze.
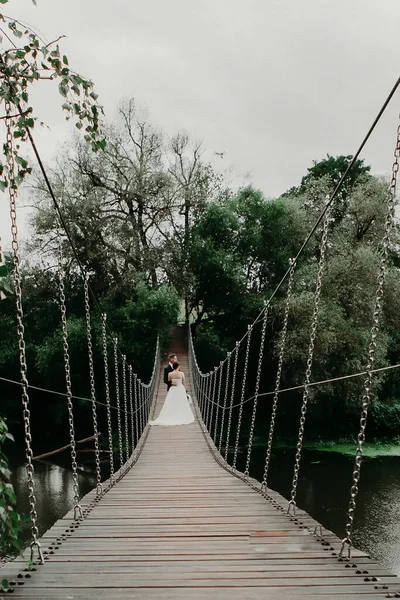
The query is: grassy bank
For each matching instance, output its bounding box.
[248,436,400,458]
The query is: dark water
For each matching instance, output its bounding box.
[6,448,400,578]
[234,446,400,577]
[6,455,102,550]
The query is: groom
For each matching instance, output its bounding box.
[164,353,177,390]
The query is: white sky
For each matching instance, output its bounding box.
[1,0,400,251]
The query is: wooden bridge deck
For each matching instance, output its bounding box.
[2,341,399,598]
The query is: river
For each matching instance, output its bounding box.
[6,447,400,578]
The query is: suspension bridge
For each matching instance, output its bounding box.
[1,69,400,597]
[0,324,399,598]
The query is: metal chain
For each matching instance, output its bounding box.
[112,337,124,470]
[134,373,139,446]
[83,274,102,495]
[218,352,231,453]
[213,361,224,441]
[128,365,135,454]
[232,326,252,471]
[144,385,149,425]
[208,367,218,434]
[138,379,143,439]
[261,260,296,492]
[56,227,82,521]
[340,120,400,558]
[6,103,44,564]
[288,206,331,516]
[205,372,212,429]
[224,342,240,462]
[200,371,206,418]
[122,355,130,461]
[244,304,269,480]
[101,314,115,483]
[201,374,207,418]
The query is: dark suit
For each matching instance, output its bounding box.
[164,364,174,390]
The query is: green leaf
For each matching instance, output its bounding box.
[0,264,7,277]
[0,180,7,190]
[0,0,9,4]
[21,92,29,102]
[15,49,25,59]
[6,432,14,442]
[15,155,28,169]
[58,83,68,98]
[1,579,9,592]
[63,55,68,65]
[75,121,83,130]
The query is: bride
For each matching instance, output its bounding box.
[150,362,194,426]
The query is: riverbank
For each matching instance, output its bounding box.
[249,437,400,457]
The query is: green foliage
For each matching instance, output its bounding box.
[0,0,105,195]
[191,167,400,440]
[0,416,22,558]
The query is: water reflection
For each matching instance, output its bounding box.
[10,461,96,544]
[235,447,400,577]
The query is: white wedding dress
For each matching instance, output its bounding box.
[150,375,194,426]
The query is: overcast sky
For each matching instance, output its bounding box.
[1,0,400,250]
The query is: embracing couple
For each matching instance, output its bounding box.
[149,353,194,427]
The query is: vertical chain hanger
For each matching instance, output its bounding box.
[122,355,130,461]
[288,204,331,516]
[112,337,124,470]
[208,367,218,434]
[213,361,224,441]
[133,373,139,446]
[244,303,269,480]
[56,225,83,521]
[340,118,400,558]
[101,313,115,484]
[232,325,252,471]
[128,365,135,454]
[5,101,44,563]
[218,351,231,454]
[224,341,240,463]
[262,260,296,493]
[83,273,102,495]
